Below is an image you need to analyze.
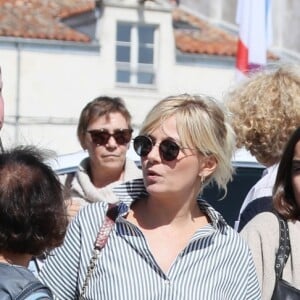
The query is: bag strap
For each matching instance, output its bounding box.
[274,214,291,279]
[79,203,118,300]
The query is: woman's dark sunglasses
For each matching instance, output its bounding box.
[88,129,133,146]
[133,135,182,161]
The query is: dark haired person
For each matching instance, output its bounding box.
[241,127,300,299]
[64,96,141,219]
[0,146,68,298]
[40,94,260,299]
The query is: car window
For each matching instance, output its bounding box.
[202,164,264,228]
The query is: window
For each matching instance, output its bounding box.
[116,22,157,86]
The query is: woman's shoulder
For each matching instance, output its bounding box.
[240,212,279,237]
[249,211,277,224]
[74,201,119,229]
[0,263,36,280]
[0,263,52,299]
[77,201,108,219]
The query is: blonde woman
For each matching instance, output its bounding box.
[40,94,260,299]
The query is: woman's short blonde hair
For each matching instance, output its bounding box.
[140,93,235,192]
[225,64,300,166]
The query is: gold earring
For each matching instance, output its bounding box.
[201,176,205,185]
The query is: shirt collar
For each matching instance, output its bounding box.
[113,178,227,229]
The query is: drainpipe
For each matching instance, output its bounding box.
[15,41,21,143]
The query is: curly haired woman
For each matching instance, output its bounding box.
[225,64,300,231]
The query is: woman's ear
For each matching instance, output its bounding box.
[198,155,217,178]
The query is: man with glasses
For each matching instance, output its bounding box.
[63,96,142,219]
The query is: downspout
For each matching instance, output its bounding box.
[15,41,21,143]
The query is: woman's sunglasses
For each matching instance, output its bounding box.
[133,135,182,161]
[88,129,133,146]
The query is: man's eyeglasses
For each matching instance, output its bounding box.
[88,129,133,146]
[133,135,183,161]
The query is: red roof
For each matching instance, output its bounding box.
[0,0,94,42]
[173,8,237,56]
[173,8,277,59]
[0,1,278,59]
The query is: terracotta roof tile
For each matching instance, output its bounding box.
[0,0,94,42]
[173,8,238,57]
[173,8,278,60]
[0,1,278,60]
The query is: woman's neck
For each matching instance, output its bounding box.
[0,251,32,267]
[131,194,205,229]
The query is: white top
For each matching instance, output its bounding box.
[234,163,278,230]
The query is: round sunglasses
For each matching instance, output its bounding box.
[88,129,133,146]
[133,135,184,161]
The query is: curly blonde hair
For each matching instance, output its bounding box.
[225,64,300,166]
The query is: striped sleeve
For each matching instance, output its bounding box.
[245,249,262,299]
[39,215,83,299]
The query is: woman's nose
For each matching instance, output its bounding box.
[106,135,118,147]
[145,143,160,162]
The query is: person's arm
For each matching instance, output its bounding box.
[240,223,265,290]
[240,213,278,299]
[244,249,262,300]
[38,216,82,299]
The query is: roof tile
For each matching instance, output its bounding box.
[173,8,237,57]
[173,8,277,60]
[0,0,94,42]
[0,1,278,60]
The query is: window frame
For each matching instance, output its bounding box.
[115,21,158,88]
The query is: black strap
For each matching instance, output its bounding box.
[274,214,291,279]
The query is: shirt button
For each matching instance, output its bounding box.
[165,280,171,285]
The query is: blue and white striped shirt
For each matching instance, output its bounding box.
[39,179,261,300]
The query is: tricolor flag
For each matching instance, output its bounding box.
[236,0,272,77]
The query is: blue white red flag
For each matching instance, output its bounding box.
[236,0,272,77]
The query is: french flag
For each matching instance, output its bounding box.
[236,0,272,77]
